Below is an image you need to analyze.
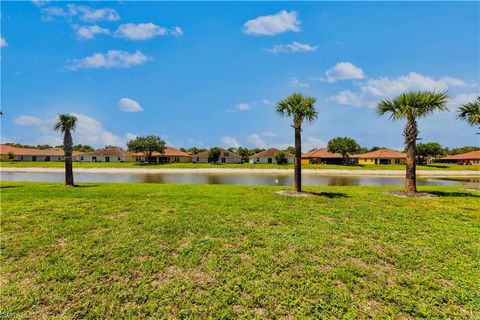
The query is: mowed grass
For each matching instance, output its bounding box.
[1,182,479,319]
[1,161,479,171]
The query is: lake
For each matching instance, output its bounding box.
[1,171,478,186]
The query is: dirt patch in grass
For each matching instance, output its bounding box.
[383,190,438,198]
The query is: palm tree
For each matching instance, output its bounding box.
[54,114,78,186]
[277,93,318,192]
[377,91,449,193]
[457,96,480,126]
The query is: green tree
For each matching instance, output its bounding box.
[208,147,221,164]
[327,137,361,164]
[179,147,187,152]
[285,146,296,154]
[457,96,480,126]
[227,147,237,153]
[73,144,94,152]
[54,114,78,186]
[377,91,449,193]
[127,135,166,163]
[276,93,318,192]
[104,145,121,149]
[445,146,480,155]
[237,147,251,163]
[274,150,288,165]
[36,144,52,149]
[415,142,444,163]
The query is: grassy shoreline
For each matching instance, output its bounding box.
[1,182,479,318]
[1,161,479,171]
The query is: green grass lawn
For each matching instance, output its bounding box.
[1,161,478,171]
[1,183,479,318]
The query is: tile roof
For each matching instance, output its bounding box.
[440,150,480,160]
[81,148,131,157]
[0,144,80,156]
[131,146,192,157]
[351,148,406,159]
[250,148,294,158]
[194,148,240,158]
[302,148,343,159]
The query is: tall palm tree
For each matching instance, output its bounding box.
[54,114,78,186]
[277,93,318,192]
[457,96,480,126]
[377,91,449,193]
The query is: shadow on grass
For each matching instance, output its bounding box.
[307,192,349,198]
[428,191,480,198]
[0,185,22,189]
[73,184,101,188]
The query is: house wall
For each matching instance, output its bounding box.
[78,155,126,162]
[250,157,294,164]
[192,156,209,163]
[301,158,343,165]
[192,156,241,164]
[134,155,192,163]
[6,155,66,162]
[357,158,406,165]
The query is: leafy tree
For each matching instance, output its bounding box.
[377,91,449,193]
[237,147,251,162]
[208,147,221,164]
[457,96,480,126]
[7,152,15,161]
[127,135,166,163]
[445,146,480,155]
[285,146,296,154]
[54,114,78,186]
[250,148,265,155]
[73,144,94,152]
[179,147,187,152]
[277,93,318,192]
[187,147,207,154]
[104,145,121,149]
[36,144,52,149]
[415,142,444,163]
[274,150,288,165]
[327,137,361,164]
[227,147,237,153]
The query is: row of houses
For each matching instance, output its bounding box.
[1,144,479,165]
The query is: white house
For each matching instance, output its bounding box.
[192,148,242,164]
[249,148,294,164]
[78,148,132,163]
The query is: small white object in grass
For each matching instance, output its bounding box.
[275,179,279,184]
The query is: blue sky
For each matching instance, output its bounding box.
[1,1,479,150]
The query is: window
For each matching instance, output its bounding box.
[196,157,199,162]
[224,152,230,157]
[174,157,180,162]
[268,158,272,164]
[257,158,260,162]
[80,156,84,161]
[118,156,121,161]
[92,156,97,162]
[105,156,110,163]
[45,156,50,162]
[221,157,226,163]
[32,156,37,162]
[20,156,24,160]
[135,156,142,162]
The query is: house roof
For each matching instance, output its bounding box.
[250,148,294,159]
[351,148,406,159]
[81,148,131,157]
[194,148,240,158]
[131,146,192,157]
[440,150,480,160]
[0,144,80,156]
[302,148,343,159]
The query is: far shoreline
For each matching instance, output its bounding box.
[1,166,479,178]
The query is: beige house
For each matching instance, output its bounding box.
[0,144,79,162]
[131,147,192,163]
[436,151,480,165]
[78,148,132,162]
[351,148,406,165]
[192,148,242,164]
[301,148,343,164]
[249,148,294,164]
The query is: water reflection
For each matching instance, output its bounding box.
[1,171,478,187]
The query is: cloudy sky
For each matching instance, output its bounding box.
[1,1,479,150]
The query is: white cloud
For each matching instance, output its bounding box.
[14,114,135,148]
[0,37,7,47]
[75,25,110,39]
[118,98,143,112]
[220,136,240,149]
[66,50,152,70]
[227,103,252,112]
[42,4,119,22]
[290,77,309,88]
[124,132,138,142]
[31,0,50,7]
[247,134,267,148]
[321,62,365,83]
[266,41,317,54]
[260,131,275,137]
[448,93,479,108]
[243,10,300,36]
[329,72,472,108]
[115,23,183,40]
[303,136,326,150]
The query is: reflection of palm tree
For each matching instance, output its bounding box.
[377,91,449,193]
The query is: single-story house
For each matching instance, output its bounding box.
[435,150,480,165]
[0,144,79,162]
[351,148,406,165]
[301,148,344,164]
[132,147,192,163]
[192,148,242,164]
[78,148,132,162]
[249,148,294,164]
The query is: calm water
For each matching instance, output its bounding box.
[1,171,478,186]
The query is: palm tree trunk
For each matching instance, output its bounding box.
[404,118,418,193]
[64,130,74,186]
[294,126,302,192]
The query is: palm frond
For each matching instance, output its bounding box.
[457,96,480,126]
[54,114,78,133]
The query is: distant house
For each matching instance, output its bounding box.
[436,151,480,165]
[192,148,242,164]
[0,144,79,162]
[351,148,406,165]
[249,148,294,164]
[132,147,192,163]
[301,148,343,164]
[78,148,132,163]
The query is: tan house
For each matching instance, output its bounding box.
[0,144,80,162]
[192,148,242,164]
[78,148,132,162]
[301,148,343,164]
[249,148,294,164]
[436,151,480,165]
[132,147,192,163]
[351,148,406,165]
